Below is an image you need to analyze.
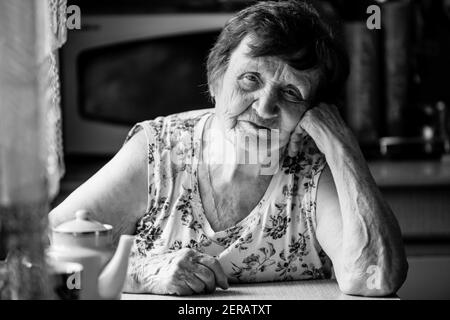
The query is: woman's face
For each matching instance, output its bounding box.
[212,36,322,151]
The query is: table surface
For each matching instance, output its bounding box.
[121,280,398,300]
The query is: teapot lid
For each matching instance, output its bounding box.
[53,209,111,234]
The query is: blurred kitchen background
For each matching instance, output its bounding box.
[1,0,449,299]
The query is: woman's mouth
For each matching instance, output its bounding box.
[239,120,272,131]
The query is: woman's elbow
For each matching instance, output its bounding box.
[48,208,61,229]
[48,204,77,229]
[337,260,409,297]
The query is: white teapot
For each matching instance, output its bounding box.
[48,209,134,299]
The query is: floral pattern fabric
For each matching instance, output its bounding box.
[125,109,333,283]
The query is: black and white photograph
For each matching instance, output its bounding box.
[0,0,449,306]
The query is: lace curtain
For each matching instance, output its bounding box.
[0,0,67,299]
[0,0,66,204]
[46,0,67,199]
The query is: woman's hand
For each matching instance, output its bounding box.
[287,103,360,158]
[125,248,229,295]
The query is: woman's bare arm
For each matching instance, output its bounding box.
[316,164,407,296]
[48,130,148,241]
[294,103,408,296]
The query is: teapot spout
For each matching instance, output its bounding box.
[98,235,134,299]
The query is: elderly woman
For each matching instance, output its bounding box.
[49,0,408,296]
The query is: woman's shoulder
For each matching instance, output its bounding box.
[125,108,214,144]
[144,108,214,126]
[164,108,214,135]
[169,108,215,121]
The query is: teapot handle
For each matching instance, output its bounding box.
[98,235,135,300]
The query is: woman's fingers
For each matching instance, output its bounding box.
[183,273,206,294]
[166,249,228,295]
[193,263,216,293]
[196,254,229,290]
[139,249,228,296]
[288,131,302,157]
[288,122,305,157]
[287,103,340,157]
[168,281,193,296]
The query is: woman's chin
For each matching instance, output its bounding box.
[231,123,280,154]
[235,121,273,138]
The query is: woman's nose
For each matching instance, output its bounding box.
[252,88,279,119]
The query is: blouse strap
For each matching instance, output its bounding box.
[124,119,161,213]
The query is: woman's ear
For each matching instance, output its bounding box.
[209,68,226,101]
[208,85,216,104]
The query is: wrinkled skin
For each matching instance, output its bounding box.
[210,35,322,155]
[288,103,359,158]
[125,248,229,295]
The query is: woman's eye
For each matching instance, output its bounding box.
[282,87,303,103]
[244,73,258,82]
[238,73,260,90]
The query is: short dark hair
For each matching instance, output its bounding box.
[206,0,349,104]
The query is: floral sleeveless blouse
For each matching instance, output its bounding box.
[125,109,333,283]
